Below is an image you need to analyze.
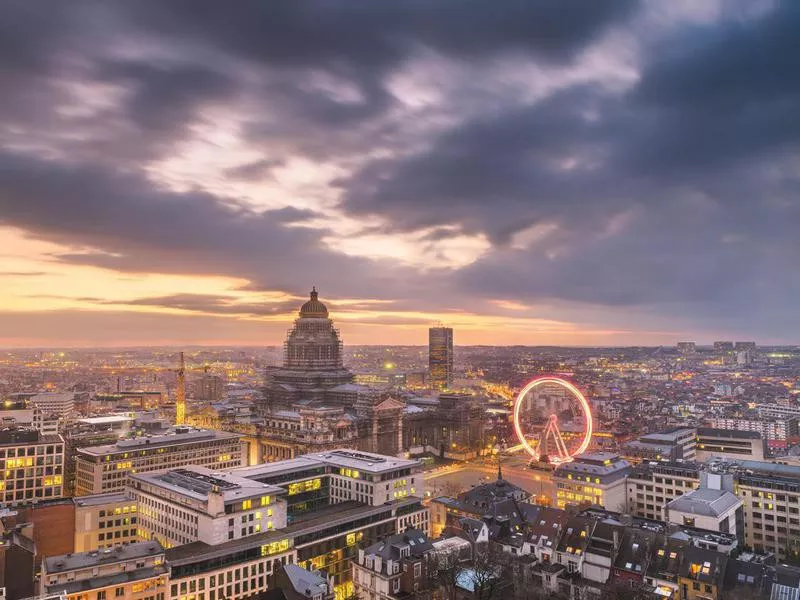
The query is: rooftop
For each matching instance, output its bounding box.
[667,488,741,517]
[73,492,129,507]
[77,427,240,456]
[697,427,763,440]
[77,416,134,426]
[304,449,420,474]
[132,465,284,503]
[282,564,329,598]
[43,541,164,574]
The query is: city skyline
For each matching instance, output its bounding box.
[1,2,799,347]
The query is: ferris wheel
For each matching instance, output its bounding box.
[512,376,593,464]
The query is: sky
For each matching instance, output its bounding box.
[0,0,798,347]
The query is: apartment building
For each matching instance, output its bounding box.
[553,453,631,511]
[626,462,701,521]
[706,418,797,451]
[353,529,433,600]
[40,542,167,600]
[74,428,244,495]
[0,427,65,505]
[130,466,287,548]
[74,492,139,552]
[733,460,800,561]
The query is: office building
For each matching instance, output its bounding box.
[626,461,701,521]
[130,466,287,548]
[233,449,423,516]
[713,342,734,353]
[28,393,76,418]
[40,542,167,600]
[0,427,65,505]
[622,427,696,464]
[166,496,427,600]
[73,492,139,552]
[428,326,453,391]
[553,453,631,511]
[695,428,766,462]
[677,342,696,355]
[74,428,244,496]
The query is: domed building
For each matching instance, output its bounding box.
[262,288,355,406]
[257,289,405,460]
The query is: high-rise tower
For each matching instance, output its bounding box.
[428,326,453,391]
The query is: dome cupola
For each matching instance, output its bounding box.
[299,287,328,318]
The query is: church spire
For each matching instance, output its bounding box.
[497,463,503,481]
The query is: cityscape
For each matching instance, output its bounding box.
[1,3,799,600]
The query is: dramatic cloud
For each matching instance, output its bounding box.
[0,0,798,345]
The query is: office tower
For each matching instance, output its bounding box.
[0,427,65,505]
[130,466,287,548]
[428,326,453,391]
[677,341,696,355]
[713,341,734,353]
[73,492,139,551]
[74,427,244,495]
[28,392,76,418]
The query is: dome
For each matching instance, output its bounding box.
[299,287,328,318]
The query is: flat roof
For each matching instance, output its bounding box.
[73,492,129,507]
[233,456,324,480]
[132,466,284,503]
[697,427,762,440]
[305,449,420,473]
[78,416,134,425]
[77,428,240,456]
[44,541,164,574]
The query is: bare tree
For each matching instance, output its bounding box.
[429,549,463,600]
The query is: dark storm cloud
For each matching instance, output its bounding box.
[0,0,798,341]
[109,294,299,317]
[332,0,800,336]
[0,149,363,295]
[225,159,285,181]
[123,0,637,71]
[92,59,236,149]
[0,149,446,305]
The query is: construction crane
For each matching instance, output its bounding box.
[175,351,186,426]
[174,353,215,426]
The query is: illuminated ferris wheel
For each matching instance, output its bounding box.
[513,376,593,464]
